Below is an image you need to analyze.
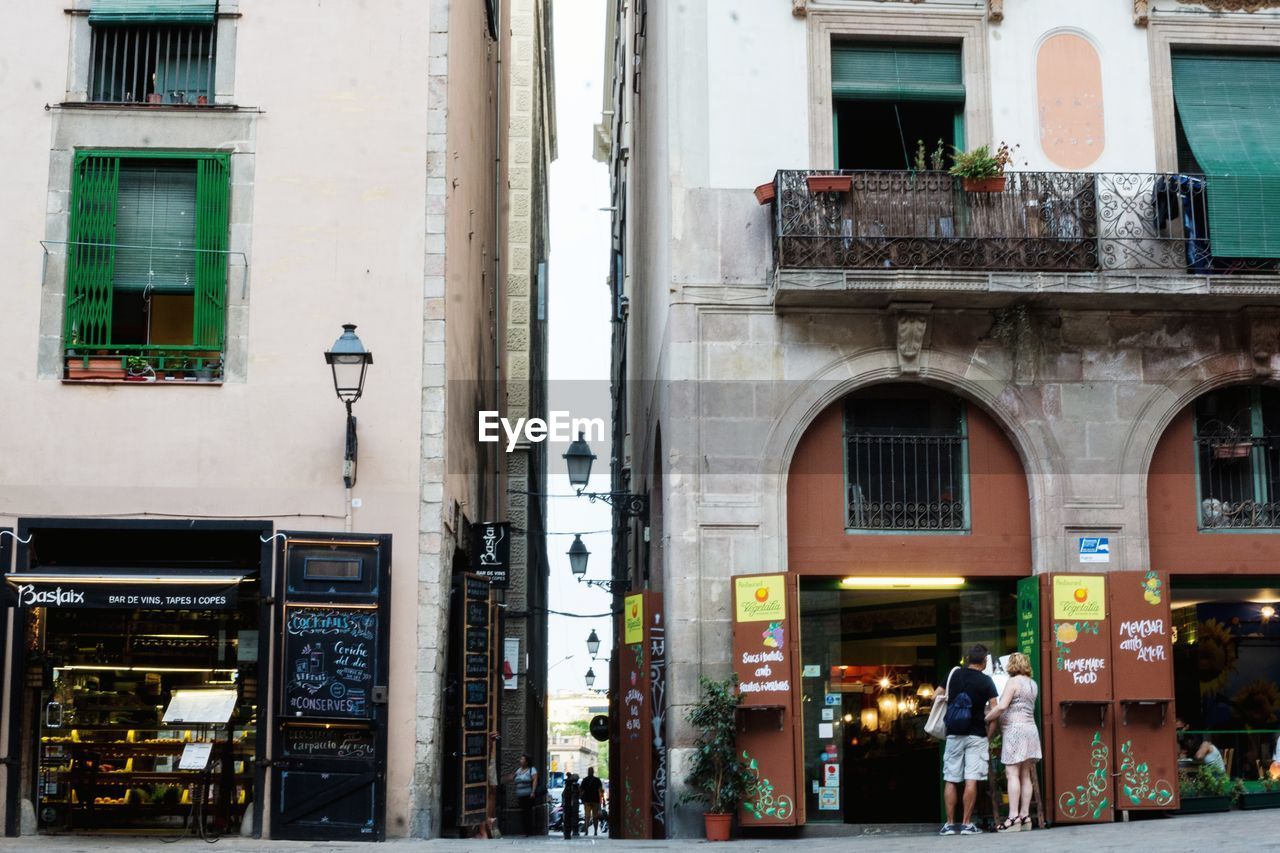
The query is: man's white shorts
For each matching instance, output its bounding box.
[943,735,989,783]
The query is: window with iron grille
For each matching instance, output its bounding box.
[87,1,217,105]
[844,387,969,532]
[64,150,229,378]
[1195,386,1280,530]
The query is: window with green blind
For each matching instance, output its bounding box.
[1171,53,1280,259]
[65,150,230,352]
[831,42,965,170]
[88,0,217,25]
[831,43,965,103]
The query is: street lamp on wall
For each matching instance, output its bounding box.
[562,431,650,521]
[585,667,596,689]
[586,629,601,657]
[568,534,590,578]
[324,324,373,488]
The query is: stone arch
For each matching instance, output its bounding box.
[755,346,1062,575]
[1119,352,1260,567]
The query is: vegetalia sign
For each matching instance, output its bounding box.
[6,579,238,610]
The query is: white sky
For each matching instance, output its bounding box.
[544,0,614,695]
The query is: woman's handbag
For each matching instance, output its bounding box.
[925,666,960,741]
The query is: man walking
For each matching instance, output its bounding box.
[939,644,999,835]
[579,766,604,835]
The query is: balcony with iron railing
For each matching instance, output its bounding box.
[1197,434,1280,531]
[767,170,1280,306]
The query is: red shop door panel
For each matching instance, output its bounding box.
[731,574,801,827]
[1044,573,1113,825]
[1109,571,1178,811]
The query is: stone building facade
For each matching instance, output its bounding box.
[599,0,1280,837]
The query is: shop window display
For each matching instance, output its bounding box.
[35,603,258,833]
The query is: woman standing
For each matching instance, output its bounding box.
[984,652,1042,831]
[512,754,538,835]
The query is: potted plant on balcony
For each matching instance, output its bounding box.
[65,353,126,381]
[950,142,1017,192]
[680,675,749,841]
[805,173,852,195]
[125,355,156,382]
[754,181,776,205]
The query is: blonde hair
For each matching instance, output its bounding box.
[1006,652,1032,677]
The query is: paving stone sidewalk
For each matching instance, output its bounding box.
[0,810,1267,853]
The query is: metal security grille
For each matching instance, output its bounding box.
[1196,436,1280,530]
[88,24,216,104]
[846,433,968,531]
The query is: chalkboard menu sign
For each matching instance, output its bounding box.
[282,607,377,719]
[458,575,493,826]
[282,725,376,760]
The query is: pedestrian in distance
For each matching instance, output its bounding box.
[509,754,538,836]
[562,772,581,839]
[579,766,604,835]
[984,651,1043,831]
[936,643,999,836]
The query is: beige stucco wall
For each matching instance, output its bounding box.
[0,0,470,837]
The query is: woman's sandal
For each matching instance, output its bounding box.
[1018,816,1034,831]
[996,818,1020,832]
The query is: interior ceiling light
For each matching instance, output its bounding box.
[841,576,965,589]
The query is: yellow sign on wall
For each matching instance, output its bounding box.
[624,593,644,644]
[1052,575,1106,620]
[734,575,786,623]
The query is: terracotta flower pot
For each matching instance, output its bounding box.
[754,182,776,205]
[805,174,852,194]
[66,356,125,381]
[961,175,1007,193]
[1213,442,1252,459]
[147,93,163,104]
[704,812,732,841]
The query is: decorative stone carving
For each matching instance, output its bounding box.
[1182,0,1280,11]
[891,302,932,374]
[792,0,806,17]
[989,0,1004,22]
[990,304,1039,385]
[1245,309,1280,378]
[1134,0,1149,26]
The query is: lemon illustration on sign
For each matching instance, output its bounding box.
[1074,587,1089,603]
[755,586,770,603]
[630,603,638,618]
[1056,623,1079,644]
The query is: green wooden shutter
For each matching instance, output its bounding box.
[114,164,198,292]
[831,43,965,103]
[66,154,121,348]
[89,0,217,25]
[1172,53,1280,258]
[193,155,230,349]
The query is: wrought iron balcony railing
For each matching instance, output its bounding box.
[771,170,1278,275]
[1196,435,1280,530]
[846,433,968,531]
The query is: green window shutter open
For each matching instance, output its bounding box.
[89,0,217,25]
[67,154,120,348]
[1172,53,1280,258]
[194,155,230,349]
[831,43,965,103]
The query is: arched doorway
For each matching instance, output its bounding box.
[1149,384,1280,781]
[786,384,1032,826]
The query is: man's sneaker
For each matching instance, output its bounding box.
[959,823,982,834]
[939,824,959,836]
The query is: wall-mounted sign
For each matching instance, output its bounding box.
[589,714,610,742]
[733,575,785,622]
[460,576,494,827]
[1078,537,1111,564]
[624,593,644,644]
[1053,575,1106,620]
[470,522,510,587]
[503,638,519,690]
[5,575,239,610]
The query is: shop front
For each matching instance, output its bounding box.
[2,520,392,840]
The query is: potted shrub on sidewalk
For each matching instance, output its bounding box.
[1176,765,1233,814]
[681,676,749,841]
[950,142,1018,192]
[1236,775,1280,810]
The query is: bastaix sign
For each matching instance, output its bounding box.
[5,576,239,610]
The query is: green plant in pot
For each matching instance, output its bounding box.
[1178,764,1233,813]
[950,141,1018,192]
[680,675,749,841]
[125,355,155,381]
